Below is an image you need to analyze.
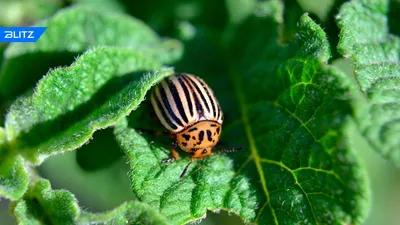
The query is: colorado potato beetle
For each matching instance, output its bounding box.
[150,73,242,179]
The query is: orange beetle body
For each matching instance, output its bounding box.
[150,73,238,178]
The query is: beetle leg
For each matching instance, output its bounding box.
[161,146,180,163]
[179,158,194,179]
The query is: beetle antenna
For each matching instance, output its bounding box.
[213,147,243,155]
[179,159,193,179]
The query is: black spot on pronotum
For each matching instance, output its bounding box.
[182,142,187,146]
[216,127,220,134]
[210,124,217,127]
[214,132,216,136]
[192,136,196,140]
[188,127,198,132]
[199,130,204,143]
[182,134,190,141]
[202,149,208,154]
[206,130,212,141]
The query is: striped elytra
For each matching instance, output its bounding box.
[151,73,223,133]
[150,73,223,158]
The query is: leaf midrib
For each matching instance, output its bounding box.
[231,71,278,224]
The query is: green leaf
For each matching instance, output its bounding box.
[77,201,170,225]
[225,0,257,25]
[0,0,61,27]
[12,179,80,225]
[0,154,29,200]
[1,125,29,201]
[12,178,169,225]
[114,118,257,224]
[296,13,331,62]
[5,46,174,164]
[0,126,5,146]
[116,5,369,224]
[337,0,400,165]
[227,10,369,224]
[1,126,28,201]
[70,0,126,13]
[0,6,182,100]
[229,17,368,225]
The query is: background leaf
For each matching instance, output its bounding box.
[0,0,62,27]
[11,178,170,225]
[5,46,173,164]
[337,0,400,165]
[12,179,80,225]
[77,201,170,225]
[1,126,28,200]
[0,6,182,101]
[225,11,368,224]
[0,154,29,201]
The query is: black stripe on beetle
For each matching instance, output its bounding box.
[177,76,194,117]
[182,75,204,115]
[167,78,189,123]
[153,91,178,130]
[198,79,217,118]
[186,75,211,113]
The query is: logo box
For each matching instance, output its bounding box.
[0,27,47,42]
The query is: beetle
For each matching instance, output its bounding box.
[150,73,242,179]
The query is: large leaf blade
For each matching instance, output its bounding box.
[11,178,171,225]
[77,201,171,225]
[227,8,369,224]
[115,6,369,224]
[0,6,182,100]
[114,118,257,224]
[337,0,400,165]
[5,46,174,164]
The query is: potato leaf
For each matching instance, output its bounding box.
[114,4,369,224]
[337,0,400,165]
[5,47,173,164]
[11,178,170,225]
[0,154,28,201]
[0,6,182,100]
